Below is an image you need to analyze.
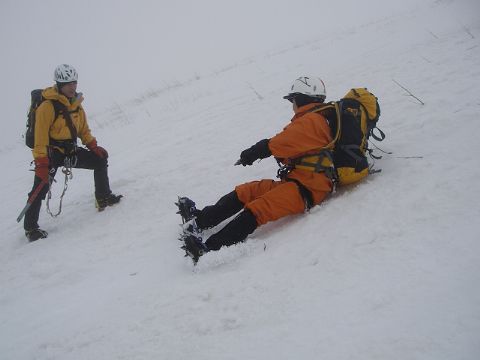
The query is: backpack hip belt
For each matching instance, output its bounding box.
[288,149,338,183]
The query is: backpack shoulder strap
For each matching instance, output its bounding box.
[309,102,335,114]
[309,101,343,149]
[49,100,63,121]
[54,101,78,142]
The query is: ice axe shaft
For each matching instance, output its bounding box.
[16,180,48,223]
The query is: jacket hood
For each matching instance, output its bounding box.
[291,102,325,121]
[294,102,324,115]
[42,86,83,109]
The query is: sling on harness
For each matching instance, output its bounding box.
[46,155,76,217]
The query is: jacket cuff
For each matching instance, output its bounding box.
[35,157,49,167]
[86,139,97,149]
[254,138,272,159]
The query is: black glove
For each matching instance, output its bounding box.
[238,138,272,166]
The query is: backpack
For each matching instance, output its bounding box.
[25,89,76,149]
[330,88,384,185]
[306,88,385,186]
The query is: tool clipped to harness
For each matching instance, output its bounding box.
[276,162,293,180]
[45,155,77,218]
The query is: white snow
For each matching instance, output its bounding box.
[1,1,480,359]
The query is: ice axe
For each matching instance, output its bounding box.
[16,180,48,223]
[234,159,261,166]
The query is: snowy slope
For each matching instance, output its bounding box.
[1,1,480,359]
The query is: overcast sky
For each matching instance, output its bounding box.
[1,0,477,145]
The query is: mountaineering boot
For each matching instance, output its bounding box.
[25,228,48,242]
[179,219,207,263]
[181,234,210,264]
[175,196,198,223]
[180,219,202,240]
[95,193,123,211]
[205,209,258,251]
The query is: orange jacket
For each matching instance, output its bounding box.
[268,103,333,204]
[33,86,95,159]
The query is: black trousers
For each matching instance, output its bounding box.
[24,148,111,231]
[195,191,258,251]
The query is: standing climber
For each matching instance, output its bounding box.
[23,64,122,241]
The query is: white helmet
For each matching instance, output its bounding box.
[283,76,326,101]
[54,64,78,83]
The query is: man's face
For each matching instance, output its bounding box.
[59,81,77,98]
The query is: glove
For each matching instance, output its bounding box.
[34,157,50,182]
[87,140,109,159]
[238,138,271,166]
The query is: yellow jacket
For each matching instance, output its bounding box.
[33,86,95,159]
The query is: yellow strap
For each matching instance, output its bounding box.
[310,102,341,150]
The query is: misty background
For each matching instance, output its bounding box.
[4,0,474,147]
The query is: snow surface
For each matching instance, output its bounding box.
[1,1,480,359]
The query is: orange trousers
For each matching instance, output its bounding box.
[235,179,308,226]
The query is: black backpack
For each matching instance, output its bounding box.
[315,88,385,185]
[25,89,76,149]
